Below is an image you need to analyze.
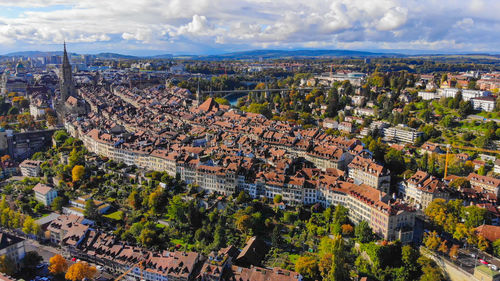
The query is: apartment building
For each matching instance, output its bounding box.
[19,160,42,177]
[418,91,439,100]
[348,156,391,193]
[471,96,496,112]
[468,173,500,197]
[399,171,450,210]
[33,183,58,206]
[383,125,423,144]
[317,180,415,243]
[0,232,25,271]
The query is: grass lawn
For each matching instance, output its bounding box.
[104,210,123,220]
[477,111,500,119]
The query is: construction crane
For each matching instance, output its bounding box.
[114,261,145,281]
[442,143,500,178]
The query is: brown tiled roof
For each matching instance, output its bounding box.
[475,225,500,242]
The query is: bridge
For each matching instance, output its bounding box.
[200,87,334,99]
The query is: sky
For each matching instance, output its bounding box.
[0,0,498,56]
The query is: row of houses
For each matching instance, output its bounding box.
[45,214,302,281]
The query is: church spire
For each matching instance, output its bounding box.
[60,42,76,101]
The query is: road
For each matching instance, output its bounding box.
[24,239,116,280]
[468,114,500,123]
[25,240,62,262]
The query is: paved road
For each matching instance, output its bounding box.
[25,240,62,262]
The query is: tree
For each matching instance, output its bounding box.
[295,256,319,280]
[341,224,354,236]
[139,227,156,247]
[449,178,470,190]
[65,262,97,281]
[23,251,43,270]
[419,257,445,281]
[22,216,40,235]
[449,245,459,260]
[51,196,64,212]
[0,255,15,276]
[424,231,441,251]
[128,190,142,210]
[453,223,469,241]
[355,221,373,243]
[49,254,68,275]
[71,165,85,182]
[166,195,186,221]
[401,245,420,277]
[464,205,487,228]
[214,97,230,105]
[273,194,283,204]
[493,239,500,257]
[384,148,406,175]
[438,240,448,254]
[235,214,252,234]
[84,199,98,219]
[271,225,281,248]
[477,235,490,251]
[325,235,349,281]
[331,205,349,234]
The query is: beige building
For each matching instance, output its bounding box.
[0,232,25,271]
[348,156,391,193]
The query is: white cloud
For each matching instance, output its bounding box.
[0,0,497,53]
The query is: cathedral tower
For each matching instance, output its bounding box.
[60,42,76,101]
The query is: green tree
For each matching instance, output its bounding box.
[84,199,98,220]
[493,239,500,257]
[464,205,487,228]
[167,195,187,221]
[22,216,40,235]
[355,221,373,243]
[51,197,64,212]
[273,194,283,204]
[384,148,406,175]
[128,190,142,210]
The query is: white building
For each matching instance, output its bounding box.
[383,125,423,144]
[0,232,25,271]
[437,88,489,101]
[33,183,58,206]
[418,91,439,100]
[471,96,496,112]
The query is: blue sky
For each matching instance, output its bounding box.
[0,0,498,56]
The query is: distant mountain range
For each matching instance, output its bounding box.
[2,49,500,61]
[183,49,403,60]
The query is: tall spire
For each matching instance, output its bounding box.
[60,42,76,101]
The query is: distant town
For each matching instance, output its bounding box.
[0,44,499,281]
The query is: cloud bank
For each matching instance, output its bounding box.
[0,0,498,54]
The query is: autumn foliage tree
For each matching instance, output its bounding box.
[449,245,459,260]
[49,254,68,275]
[295,256,319,280]
[65,262,97,281]
[424,231,441,251]
[72,165,85,182]
[341,224,354,236]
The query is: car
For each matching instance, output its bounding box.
[36,264,45,269]
[480,259,488,265]
[96,265,103,271]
